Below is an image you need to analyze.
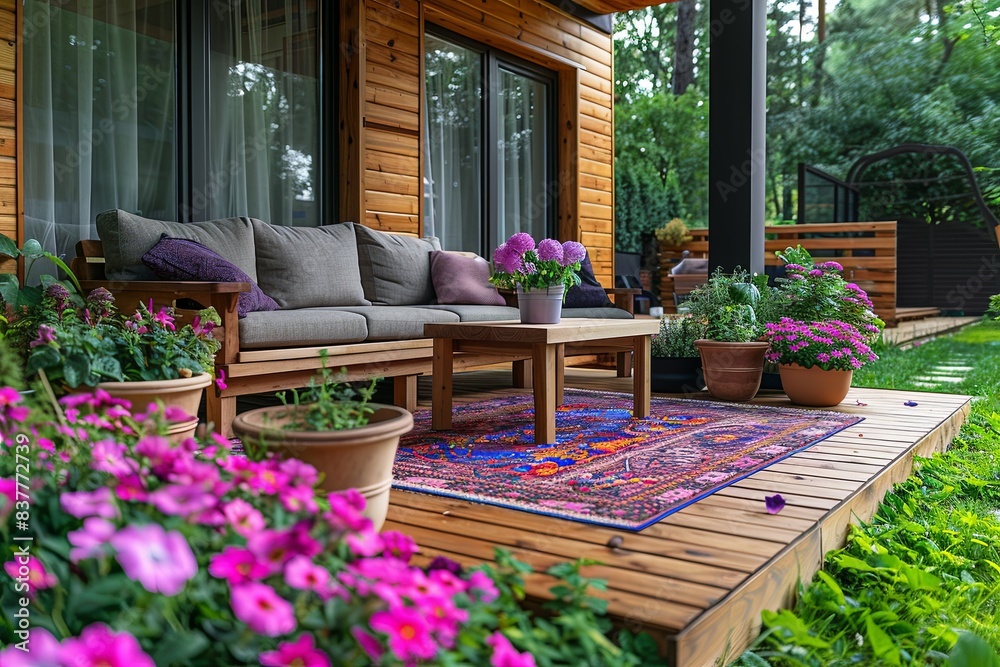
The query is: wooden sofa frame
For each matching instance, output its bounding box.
[73,241,638,436]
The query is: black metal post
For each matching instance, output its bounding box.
[708,0,766,274]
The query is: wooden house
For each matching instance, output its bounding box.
[0,0,700,288]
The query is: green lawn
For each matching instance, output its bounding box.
[733,320,1000,667]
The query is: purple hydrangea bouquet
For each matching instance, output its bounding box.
[765,318,878,371]
[489,232,588,296]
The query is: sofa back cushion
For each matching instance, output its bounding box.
[429,251,506,306]
[97,209,258,282]
[354,225,438,305]
[141,236,280,318]
[564,251,613,308]
[251,220,369,309]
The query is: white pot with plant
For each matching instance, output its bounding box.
[489,232,588,324]
[231,356,413,530]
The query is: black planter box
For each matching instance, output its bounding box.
[650,357,706,395]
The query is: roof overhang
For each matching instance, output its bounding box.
[571,0,677,17]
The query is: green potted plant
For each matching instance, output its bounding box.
[490,232,586,324]
[231,356,414,530]
[650,315,706,393]
[763,245,885,406]
[2,236,220,438]
[684,268,770,401]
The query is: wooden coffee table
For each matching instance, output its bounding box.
[424,318,661,444]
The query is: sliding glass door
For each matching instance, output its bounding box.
[23,0,325,274]
[424,30,554,256]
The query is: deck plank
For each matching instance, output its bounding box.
[385,368,971,666]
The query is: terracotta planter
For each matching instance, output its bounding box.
[516,285,564,324]
[98,372,212,441]
[694,340,769,402]
[232,404,414,531]
[778,363,853,407]
[650,356,705,394]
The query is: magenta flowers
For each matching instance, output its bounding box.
[490,232,588,294]
[766,318,878,371]
[110,523,198,596]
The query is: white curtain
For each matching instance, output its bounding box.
[23,0,176,279]
[423,35,482,252]
[498,69,548,245]
[207,0,318,227]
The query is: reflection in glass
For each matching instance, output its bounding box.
[424,35,483,252]
[23,0,177,276]
[498,69,549,247]
[209,1,319,226]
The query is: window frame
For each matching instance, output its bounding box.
[177,1,336,224]
[425,25,558,257]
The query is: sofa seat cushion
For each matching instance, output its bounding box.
[563,307,633,320]
[355,225,439,305]
[252,220,369,309]
[141,237,279,318]
[238,310,369,349]
[328,306,459,341]
[97,209,258,281]
[415,305,520,322]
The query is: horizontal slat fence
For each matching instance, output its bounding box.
[658,222,899,326]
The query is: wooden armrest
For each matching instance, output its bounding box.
[80,280,247,365]
[80,280,251,295]
[604,287,639,315]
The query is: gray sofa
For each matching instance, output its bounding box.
[95,211,631,349]
[85,210,634,434]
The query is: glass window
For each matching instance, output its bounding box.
[206,0,320,227]
[424,30,554,256]
[497,68,550,245]
[22,0,324,275]
[23,0,177,276]
[423,34,484,253]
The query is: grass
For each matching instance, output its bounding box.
[732,320,1000,667]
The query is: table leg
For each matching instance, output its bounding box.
[532,342,557,444]
[512,359,533,388]
[633,334,651,419]
[556,343,565,406]
[431,337,453,430]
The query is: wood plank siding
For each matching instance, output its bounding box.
[344,0,617,283]
[0,0,17,274]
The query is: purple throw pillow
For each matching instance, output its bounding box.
[565,251,613,308]
[429,251,506,306]
[141,236,280,318]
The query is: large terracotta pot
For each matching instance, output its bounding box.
[516,285,564,324]
[98,372,212,441]
[650,356,705,394]
[694,340,769,402]
[231,404,414,531]
[778,363,853,407]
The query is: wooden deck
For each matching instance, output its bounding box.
[384,368,971,667]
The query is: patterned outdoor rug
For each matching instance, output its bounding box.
[392,389,862,531]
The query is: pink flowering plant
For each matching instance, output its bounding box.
[19,286,220,389]
[490,232,588,297]
[0,340,663,667]
[764,318,879,371]
[774,245,884,343]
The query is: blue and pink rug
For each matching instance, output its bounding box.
[392,389,862,531]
